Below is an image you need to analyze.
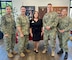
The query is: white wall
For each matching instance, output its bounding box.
[12,0,70,15]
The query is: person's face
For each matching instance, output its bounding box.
[57,10,61,14]
[6,6,11,14]
[47,5,53,12]
[21,7,26,14]
[34,12,38,18]
[61,9,67,16]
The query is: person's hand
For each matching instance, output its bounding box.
[41,27,44,36]
[30,33,33,37]
[59,30,65,33]
[41,32,43,36]
[4,34,8,37]
[46,26,50,30]
[20,33,24,38]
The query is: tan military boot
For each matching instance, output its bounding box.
[8,52,13,58]
[12,51,17,55]
[70,36,72,41]
[51,50,55,57]
[42,49,47,53]
[25,49,30,53]
[20,53,25,57]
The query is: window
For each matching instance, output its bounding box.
[0,0,12,16]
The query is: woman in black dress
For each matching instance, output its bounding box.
[30,11,43,53]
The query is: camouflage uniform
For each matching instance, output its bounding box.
[57,16,72,52]
[57,15,62,49]
[1,14,16,52]
[43,12,58,49]
[16,15,29,53]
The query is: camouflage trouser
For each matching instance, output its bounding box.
[44,30,56,50]
[57,31,62,48]
[4,34,16,52]
[18,35,29,53]
[59,32,69,52]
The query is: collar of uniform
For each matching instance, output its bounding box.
[6,13,11,15]
[47,11,53,13]
[20,14,26,17]
[61,15,67,18]
[5,13,12,18]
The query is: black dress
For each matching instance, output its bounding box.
[30,19,43,41]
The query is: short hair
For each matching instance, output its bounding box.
[20,6,25,9]
[48,3,52,5]
[61,8,67,11]
[5,6,12,9]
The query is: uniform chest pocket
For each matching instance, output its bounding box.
[50,14,55,18]
[64,21,69,27]
[21,19,28,26]
[6,17,12,24]
[50,17,55,22]
[50,15,56,22]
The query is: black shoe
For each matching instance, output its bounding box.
[64,52,68,60]
[34,49,36,52]
[57,49,63,55]
[34,50,38,53]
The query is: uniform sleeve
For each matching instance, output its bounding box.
[26,16,30,28]
[1,16,8,34]
[12,15,16,29]
[43,15,47,28]
[27,16,29,22]
[16,17,21,27]
[49,13,59,29]
[64,18,72,31]
[56,17,61,30]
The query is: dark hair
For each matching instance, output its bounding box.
[48,3,52,5]
[5,6,12,9]
[33,11,39,19]
[20,6,26,9]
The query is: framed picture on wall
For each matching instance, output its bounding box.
[24,6,35,20]
[53,6,68,17]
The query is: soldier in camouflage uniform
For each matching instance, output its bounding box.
[56,11,63,55]
[1,6,16,58]
[57,9,72,59]
[16,6,30,57]
[42,3,58,56]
